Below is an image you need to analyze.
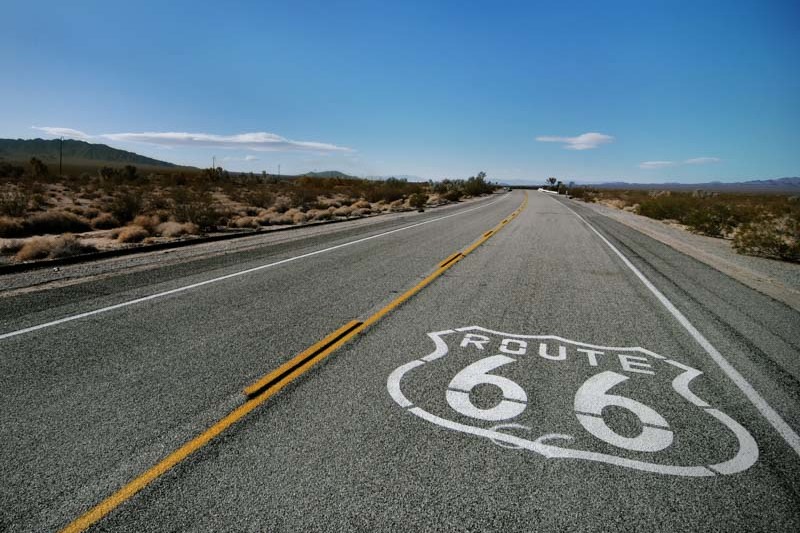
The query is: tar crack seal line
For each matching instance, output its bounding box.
[387,326,758,477]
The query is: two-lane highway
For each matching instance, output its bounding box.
[2,190,799,531]
[0,193,515,532]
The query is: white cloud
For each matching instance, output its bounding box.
[32,127,353,154]
[684,157,721,165]
[639,157,721,169]
[639,161,676,169]
[222,155,260,162]
[32,126,91,140]
[535,132,614,150]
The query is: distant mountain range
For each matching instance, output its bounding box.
[588,177,800,193]
[503,177,800,193]
[0,138,176,168]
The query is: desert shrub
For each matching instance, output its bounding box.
[684,204,737,237]
[272,196,292,213]
[462,173,494,196]
[172,189,220,231]
[0,216,25,237]
[132,214,161,234]
[409,192,428,209]
[156,221,199,237]
[0,162,25,179]
[91,212,120,229]
[292,212,308,224]
[110,190,144,223]
[271,213,294,225]
[232,216,260,229]
[442,189,462,202]
[15,234,97,261]
[245,188,275,209]
[637,194,695,221]
[29,193,49,210]
[29,157,49,179]
[333,205,352,217]
[0,238,24,255]
[307,209,333,221]
[26,210,91,235]
[569,187,598,202]
[79,207,100,219]
[290,187,322,208]
[733,216,800,262]
[117,225,149,243]
[0,190,29,217]
[146,192,172,211]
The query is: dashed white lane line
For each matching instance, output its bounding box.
[1,195,507,341]
[562,198,800,458]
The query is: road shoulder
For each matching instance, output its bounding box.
[568,198,800,311]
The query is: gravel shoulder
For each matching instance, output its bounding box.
[573,199,800,311]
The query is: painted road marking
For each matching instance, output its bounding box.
[59,193,529,533]
[387,327,759,477]
[243,320,363,397]
[1,194,508,341]
[562,201,800,458]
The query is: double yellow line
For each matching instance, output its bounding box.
[62,192,528,533]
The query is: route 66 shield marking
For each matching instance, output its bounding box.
[387,326,759,477]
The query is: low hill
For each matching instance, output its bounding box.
[301,170,358,179]
[0,138,176,168]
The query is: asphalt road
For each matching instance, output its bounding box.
[2,190,799,532]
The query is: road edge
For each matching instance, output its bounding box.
[564,198,800,312]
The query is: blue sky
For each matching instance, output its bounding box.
[1,0,798,184]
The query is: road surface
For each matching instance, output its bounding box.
[1,190,798,532]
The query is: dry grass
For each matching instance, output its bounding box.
[15,234,97,261]
[90,212,119,229]
[24,210,92,236]
[156,221,199,237]
[0,167,497,262]
[0,216,25,238]
[117,225,149,243]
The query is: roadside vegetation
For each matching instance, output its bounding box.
[0,159,496,263]
[568,186,800,263]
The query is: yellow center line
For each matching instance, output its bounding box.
[60,191,528,533]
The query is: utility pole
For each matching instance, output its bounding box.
[59,137,63,176]
[278,164,281,178]
[212,155,216,170]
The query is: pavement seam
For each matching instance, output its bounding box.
[58,192,528,533]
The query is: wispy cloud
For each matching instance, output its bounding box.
[684,157,721,165]
[32,126,92,140]
[535,132,614,150]
[32,127,353,153]
[639,157,721,169]
[222,155,260,162]
[639,160,676,169]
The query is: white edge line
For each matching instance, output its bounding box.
[1,195,508,341]
[561,200,800,458]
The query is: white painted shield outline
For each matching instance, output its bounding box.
[387,326,759,477]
